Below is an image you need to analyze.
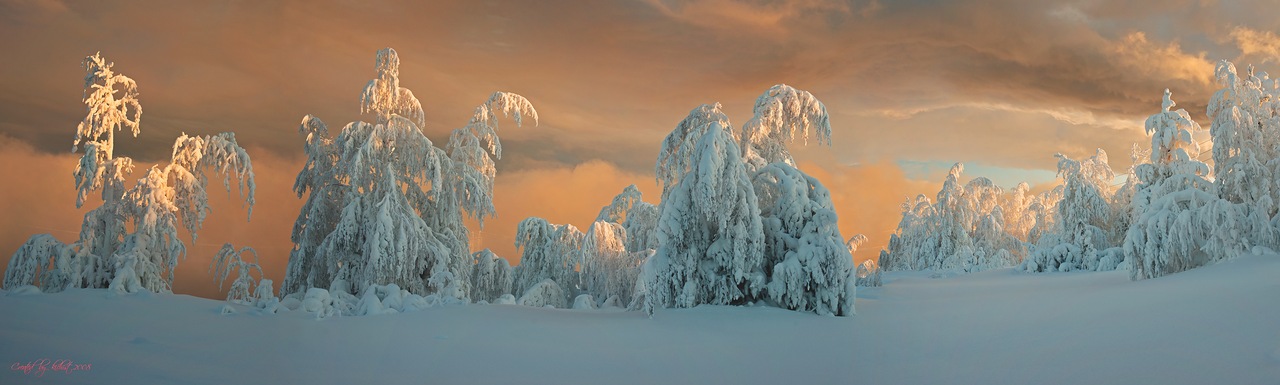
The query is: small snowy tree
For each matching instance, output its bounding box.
[210,244,263,305]
[596,184,660,253]
[469,249,513,302]
[511,217,583,304]
[580,221,645,307]
[1025,150,1119,272]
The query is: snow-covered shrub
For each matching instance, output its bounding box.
[597,184,661,253]
[469,249,513,303]
[493,294,516,305]
[573,294,597,310]
[517,279,568,309]
[3,234,73,291]
[302,288,338,319]
[281,47,536,300]
[753,162,854,316]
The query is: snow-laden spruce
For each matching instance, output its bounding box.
[1125,89,1278,280]
[4,53,256,294]
[878,163,1032,273]
[1024,149,1125,272]
[280,48,536,300]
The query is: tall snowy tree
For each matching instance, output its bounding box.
[643,105,765,312]
[1122,89,1274,280]
[1207,61,1280,219]
[4,54,256,294]
[280,48,536,299]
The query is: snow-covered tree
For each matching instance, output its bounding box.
[739,84,832,171]
[596,184,660,253]
[210,244,263,305]
[4,54,256,294]
[469,249,513,302]
[1024,149,1120,272]
[879,164,1031,273]
[510,217,583,305]
[1208,61,1280,217]
[752,162,854,316]
[281,48,536,299]
[580,221,645,307]
[643,106,765,312]
[1122,89,1274,280]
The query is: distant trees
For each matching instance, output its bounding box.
[3,53,256,295]
[878,163,1037,273]
[1024,150,1124,272]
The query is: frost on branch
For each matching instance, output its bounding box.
[740,84,832,171]
[753,162,854,316]
[656,104,734,200]
[360,48,425,127]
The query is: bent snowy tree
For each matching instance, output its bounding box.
[281,48,537,301]
[3,53,256,294]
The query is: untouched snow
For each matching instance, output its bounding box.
[3,254,1278,384]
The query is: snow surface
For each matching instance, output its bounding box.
[3,254,1278,384]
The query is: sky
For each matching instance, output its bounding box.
[1,0,1278,299]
